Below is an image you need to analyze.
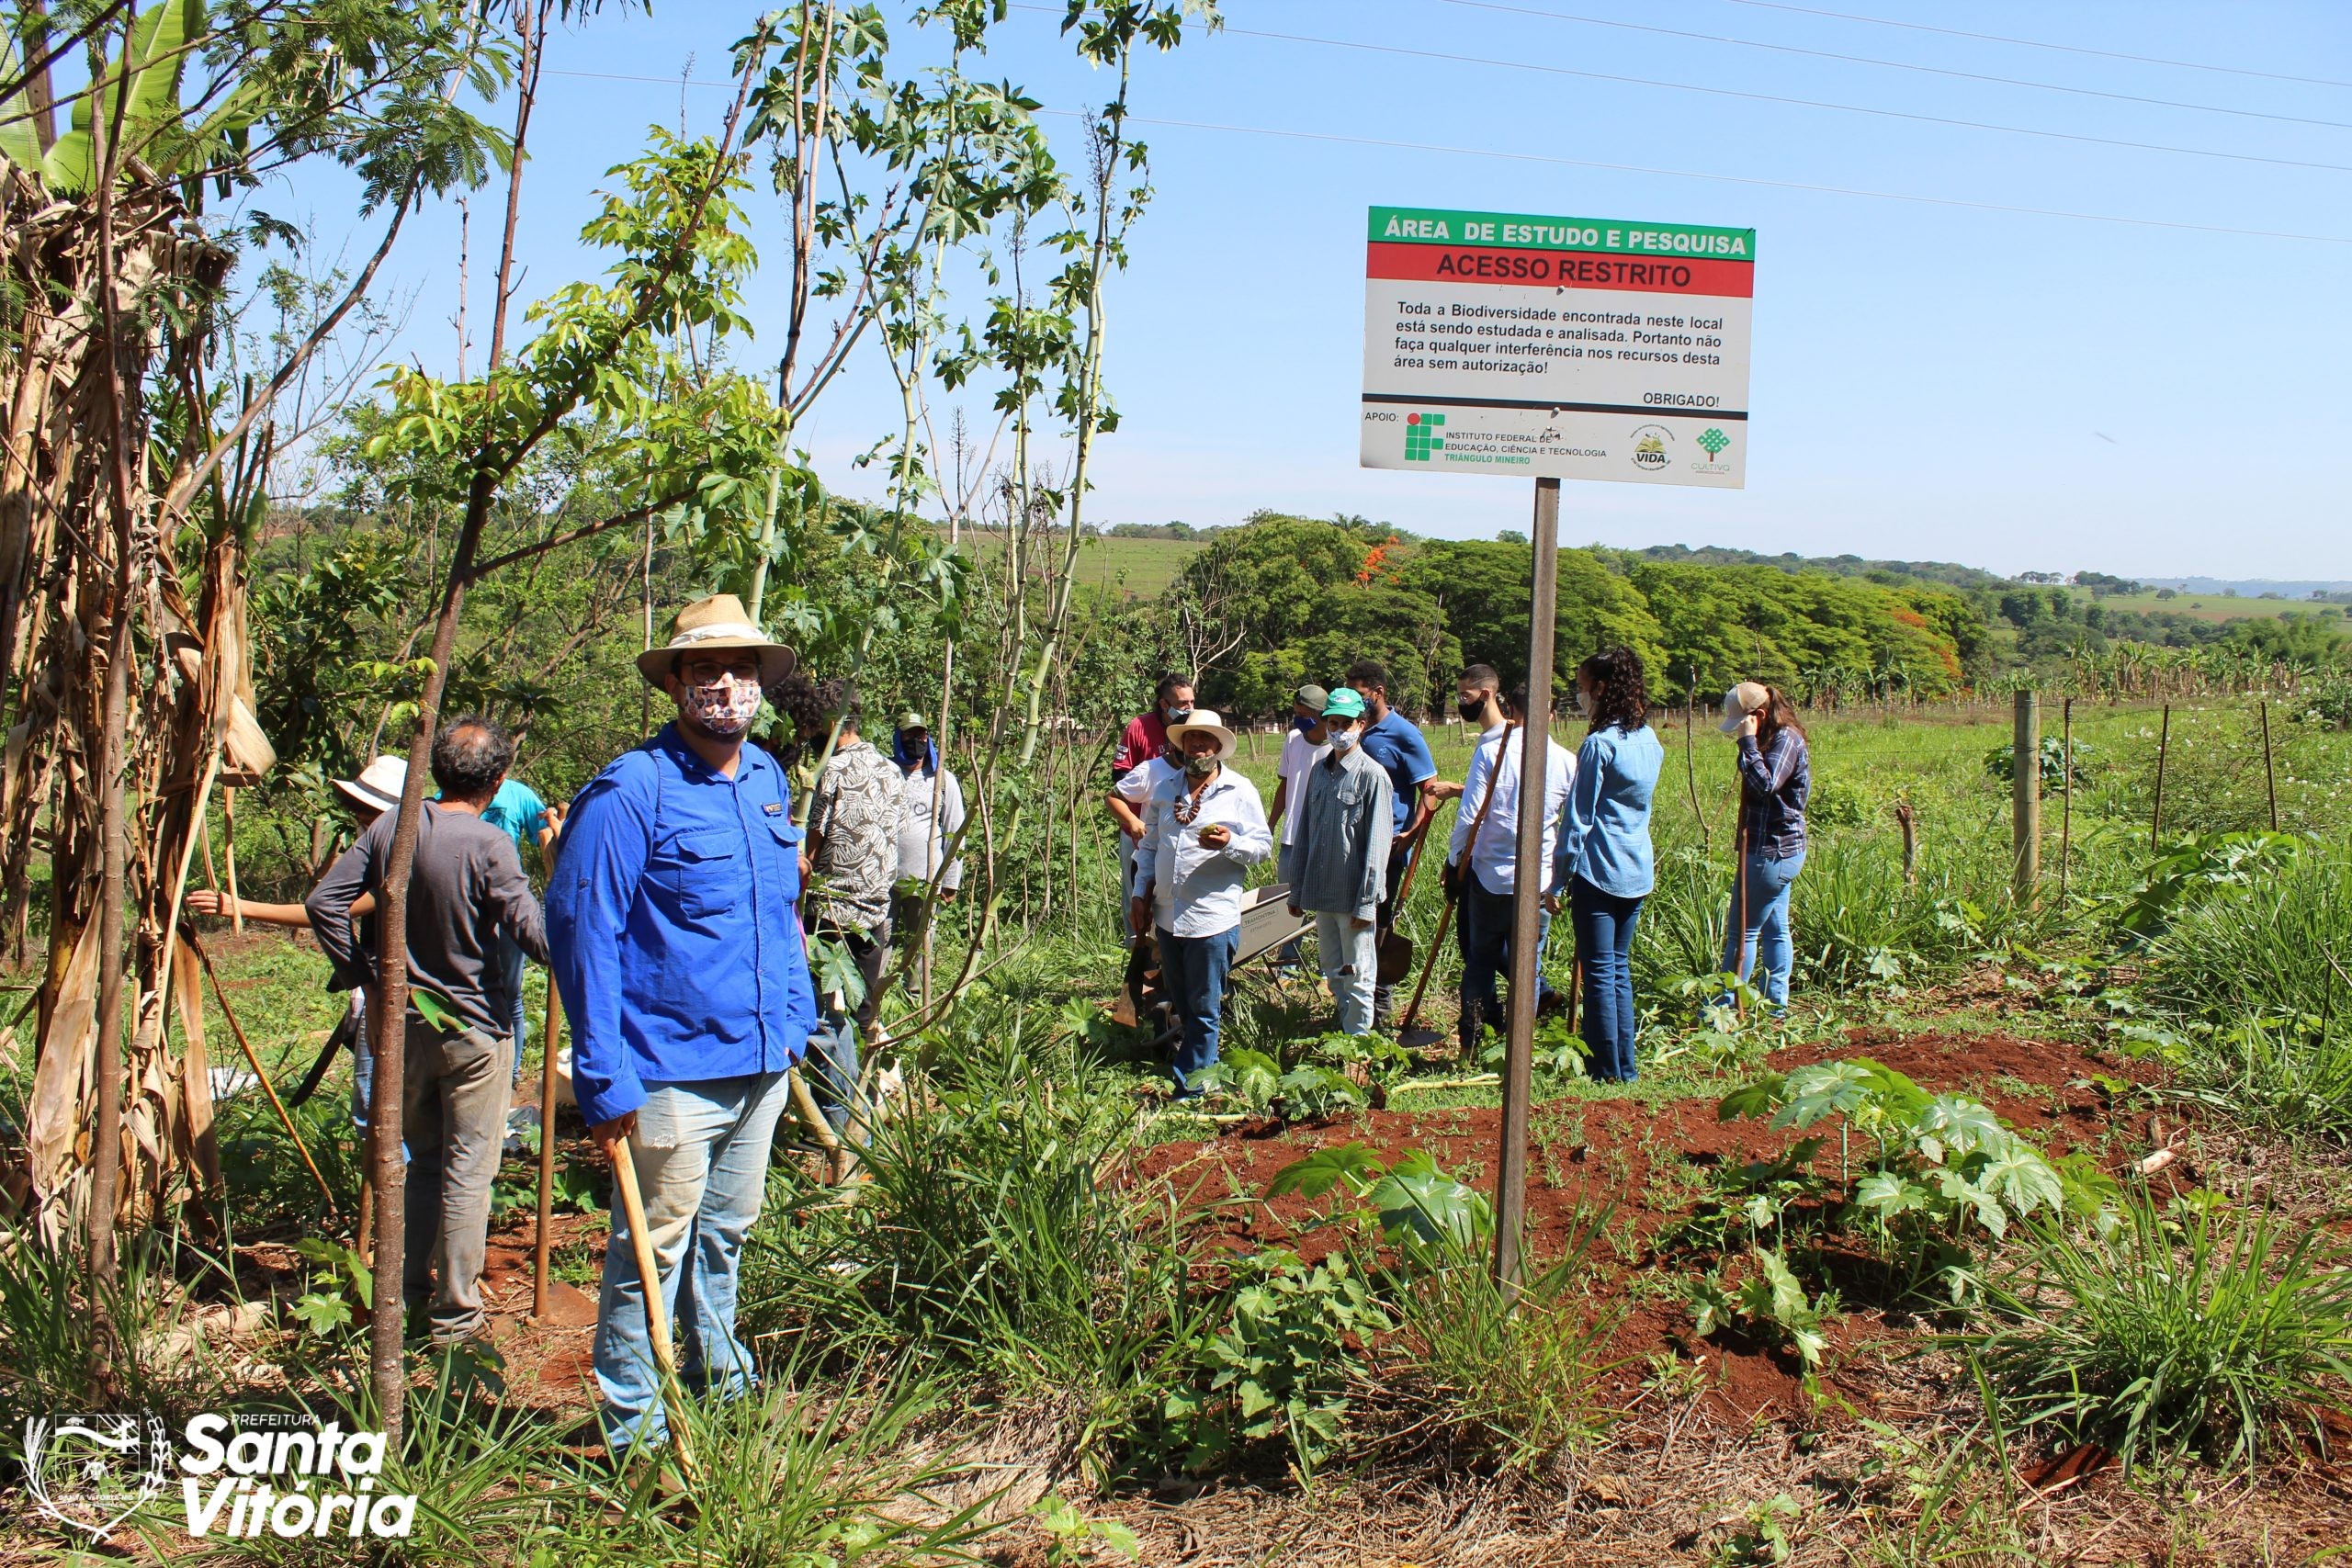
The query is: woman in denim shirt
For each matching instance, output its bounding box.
[1548,647,1663,1082]
[1718,682,1811,1013]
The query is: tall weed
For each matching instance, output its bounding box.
[1970,1186,2352,1472]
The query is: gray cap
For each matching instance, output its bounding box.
[1295,683,1329,712]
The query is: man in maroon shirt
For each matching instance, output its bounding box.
[1113,672,1194,782]
[1110,672,1193,921]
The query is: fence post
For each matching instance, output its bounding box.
[2058,696,2074,901]
[2012,690,2040,905]
[2151,703,2172,852]
[2260,699,2278,832]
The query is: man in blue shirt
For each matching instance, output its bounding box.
[1345,659,1438,1025]
[546,594,817,1456]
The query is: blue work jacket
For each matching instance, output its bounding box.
[548,725,819,1126]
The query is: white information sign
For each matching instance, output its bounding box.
[1362,206,1755,488]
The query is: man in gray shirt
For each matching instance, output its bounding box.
[1284,688,1393,1035]
[310,715,548,1346]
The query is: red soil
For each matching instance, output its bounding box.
[1125,1029,2165,1429]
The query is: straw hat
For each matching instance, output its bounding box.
[634,593,797,688]
[1718,681,1770,735]
[334,756,407,814]
[1167,708,1239,761]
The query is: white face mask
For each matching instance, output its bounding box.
[1574,689,1595,719]
[682,673,763,736]
[1328,728,1359,753]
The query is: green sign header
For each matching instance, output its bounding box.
[1369,205,1756,261]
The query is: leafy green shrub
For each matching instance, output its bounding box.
[1266,1142,1494,1260]
[1687,1246,1835,1372]
[1164,1249,1385,1482]
[1971,1186,2352,1473]
[1983,734,2087,787]
[1191,1045,1369,1123]
[1805,773,1873,828]
[2109,830,2302,942]
[1719,1059,2112,1302]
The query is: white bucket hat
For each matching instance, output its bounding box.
[1167,708,1239,761]
[334,755,407,814]
[634,592,797,688]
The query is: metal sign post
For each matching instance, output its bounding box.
[1492,477,1559,1291]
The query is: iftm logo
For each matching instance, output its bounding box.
[25,1412,419,1541]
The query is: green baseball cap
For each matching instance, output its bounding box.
[1322,687,1366,720]
[897,711,928,731]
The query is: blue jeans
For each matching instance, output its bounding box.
[1721,850,1806,1010]
[804,922,886,1134]
[1570,877,1644,1082]
[1456,878,1514,1054]
[1158,925,1238,1095]
[597,1070,797,1455]
[503,932,530,1087]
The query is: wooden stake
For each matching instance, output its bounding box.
[2059,697,2074,901]
[1894,798,1917,886]
[2151,703,2172,852]
[222,787,243,934]
[531,979,562,1318]
[2260,699,2278,832]
[2012,690,2041,906]
[609,1136,699,1483]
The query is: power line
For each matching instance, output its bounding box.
[1441,0,2352,130]
[1720,0,2352,92]
[1046,108,2352,246]
[538,66,2352,244]
[1211,21,2352,175]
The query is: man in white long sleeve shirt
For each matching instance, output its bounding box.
[1445,682,1575,1053]
[1130,710,1272,1096]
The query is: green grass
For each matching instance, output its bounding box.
[2092,589,2347,625]
[954,528,1205,600]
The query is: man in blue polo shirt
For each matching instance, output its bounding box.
[1345,659,1437,1026]
[547,594,818,1456]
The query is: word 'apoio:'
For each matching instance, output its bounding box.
[180,1414,417,1540]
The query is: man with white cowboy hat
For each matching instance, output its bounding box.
[545,592,820,1455]
[189,756,409,1131]
[1129,707,1272,1097]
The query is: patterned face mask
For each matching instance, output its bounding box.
[683,673,763,735]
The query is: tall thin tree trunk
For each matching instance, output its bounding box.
[86,5,141,1293]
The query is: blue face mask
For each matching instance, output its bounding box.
[1292,714,1317,734]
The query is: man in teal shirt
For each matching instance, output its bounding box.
[476,774,560,1084]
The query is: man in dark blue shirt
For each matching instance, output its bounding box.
[1346,660,1438,1025]
[547,593,817,1456]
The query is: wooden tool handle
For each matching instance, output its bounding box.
[609,1135,699,1481]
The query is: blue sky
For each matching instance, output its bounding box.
[272,1,2352,579]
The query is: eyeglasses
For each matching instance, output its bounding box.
[683,660,762,685]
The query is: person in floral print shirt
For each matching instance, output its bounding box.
[800,678,901,1134]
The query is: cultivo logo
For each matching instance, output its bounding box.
[1403,412,1445,460]
[1627,423,1674,472]
[24,1411,418,1542]
[1692,425,1734,473]
[24,1414,171,1540]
